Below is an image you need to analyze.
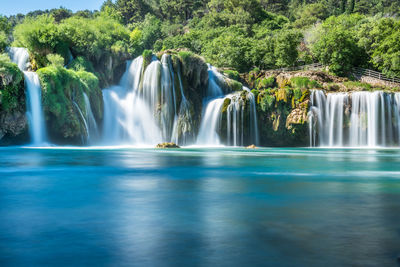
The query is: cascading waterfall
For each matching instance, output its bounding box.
[245,87,259,146]
[196,65,226,145]
[309,90,400,147]
[197,65,259,146]
[197,98,225,145]
[8,47,47,145]
[72,100,89,144]
[83,93,99,143]
[102,54,195,146]
[102,56,162,145]
[171,66,194,145]
[226,88,259,146]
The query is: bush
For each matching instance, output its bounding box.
[46,54,65,67]
[69,56,95,73]
[257,76,276,89]
[290,77,322,89]
[223,70,240,81]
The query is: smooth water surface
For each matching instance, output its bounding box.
[0,147,400,266]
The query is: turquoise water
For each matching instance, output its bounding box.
[0,147,399,266]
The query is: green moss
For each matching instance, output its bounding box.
[222,98,231,113]
[251,89,259,98]
[257,76,276,89]
[229,79,243,91]
[178,51,194,61]
[260,93,276,112]
[299,89,310,102]
[293,88,302,100]
[223,70,240,81]
[343,81,374,91]
[142,49,153,69]
[290,77,322,89]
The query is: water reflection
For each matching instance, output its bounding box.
[0,147,399,266]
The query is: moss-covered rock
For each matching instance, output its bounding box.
[223,69,240,81]
[256,87,310,147]
[156,142,180,148]
[290,76,322,89]
[37,66,103,144]
[256,76,276,89]
[0,54,28,144]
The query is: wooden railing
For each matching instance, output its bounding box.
[352,67,400,85]
[274,63,324,72]
[269,63,400,86]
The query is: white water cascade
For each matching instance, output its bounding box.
[197,65,259,146]
[83,93,99,143]
[196,65,226,145]
[8,47,47,145]
[102,54,196,146]
[309,90,400,147]
[102,56,162,145]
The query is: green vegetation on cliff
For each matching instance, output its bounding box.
[37,66,103,143]
[0,54,25,111]
[0,54,27,144]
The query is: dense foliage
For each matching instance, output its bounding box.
[0,54,25,111]
[2,0,400,79]
[37,66,103,142]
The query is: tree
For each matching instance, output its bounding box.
[159,0,207,22]
[50,7,73,23]
[292,3,329,28]
[115,0,152,24]
[348,0,355,13]
[13,15,67,68]
[312,15,366,76]
[274,30,302,67]
[202,28,253,72]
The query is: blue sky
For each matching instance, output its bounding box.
[1,0,106,16]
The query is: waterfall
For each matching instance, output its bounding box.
[102,54,197,146]
[244,87,259,146]
[196,65,259,146]
[72,100,89,144]
[309,90,400,147]
[8,47,47,145]
[171,67,194,145]
[207,64,224,98]
[83,93,99,143]
[102,56,162,146]
[197,98,225,146]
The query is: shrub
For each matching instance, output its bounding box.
[47,54,65,67]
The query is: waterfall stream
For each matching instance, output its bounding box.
[309,90,400,147]
[196,66,259,146]
[8,47,47,145]
[83,93,99,143]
